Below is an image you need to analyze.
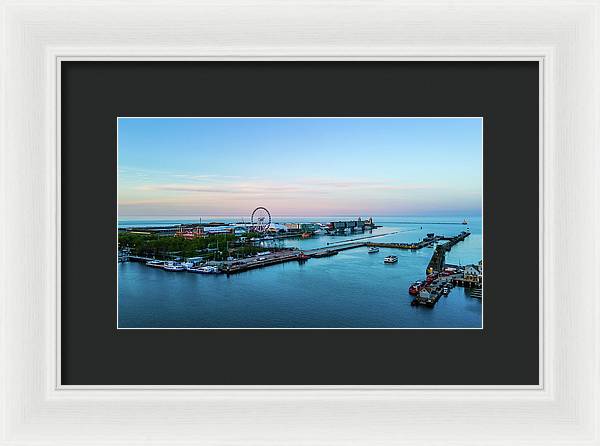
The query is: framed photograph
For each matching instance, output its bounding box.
[1,1,599,445]
[116,115,484,330]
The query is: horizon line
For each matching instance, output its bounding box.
[118,214,483,220]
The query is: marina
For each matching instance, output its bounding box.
[118,216,482,328]
[126,228,472,279]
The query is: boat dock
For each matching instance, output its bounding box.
[410,273,463,307]
[452,277,482,288]
[223,250,302,274]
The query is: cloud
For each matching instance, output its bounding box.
[119,166,253,182]
[309,179,435,191]
[119,172,477,217]
[134,179,435,196]
[138,183,310,195]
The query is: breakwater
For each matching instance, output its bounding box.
[426,231,471,274]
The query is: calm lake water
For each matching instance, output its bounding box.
[118,216,482,328]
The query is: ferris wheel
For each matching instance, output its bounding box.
[251,207,271,233]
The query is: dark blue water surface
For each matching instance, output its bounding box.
[118,216,482,328]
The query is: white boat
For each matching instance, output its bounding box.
[199,265,220,274]
[186,267,203,273]
[163,261,185,271]
[368,247,379,253]
[384,255,398,264]
[146,260,164,268]
[186,265,220,274]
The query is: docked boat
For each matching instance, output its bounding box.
[188,265,220,274]
[384,255,398,264]
[368,247,379,253]
[163,261,185,271]
[199,265,220,274]
[408,281,423,295]
[186,266,203,273]
[146,260,164,268]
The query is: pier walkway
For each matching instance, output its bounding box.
[223,250,301,274]
[426,232,471,274]
[303,242,365,256]
[325,231,400,245]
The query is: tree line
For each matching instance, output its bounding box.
[118,232,276,261]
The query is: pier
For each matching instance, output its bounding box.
[406,232,474,307]
[426,231,471,274]
[223,250,302,274]
[365,240,430,249]
[410,274,462,308]
[221,231,471,274]
[410,270,482,307]
[325,231,400,245]
[360,232,470,252]
[452,277,482,289]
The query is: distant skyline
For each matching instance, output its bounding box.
[118,117,483,218]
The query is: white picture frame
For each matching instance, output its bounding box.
[1,0,598,444]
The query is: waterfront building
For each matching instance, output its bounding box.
[175,226,205,239]
[285,223,302,231]
[202,226,234,235]
[463,264,483,284]
[327,218,375,232]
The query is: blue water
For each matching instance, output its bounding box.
[118,216,482,328]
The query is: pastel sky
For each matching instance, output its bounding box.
[118,117,482,218]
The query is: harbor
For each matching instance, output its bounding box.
[118,215,482,327]
[123,226,473,279]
